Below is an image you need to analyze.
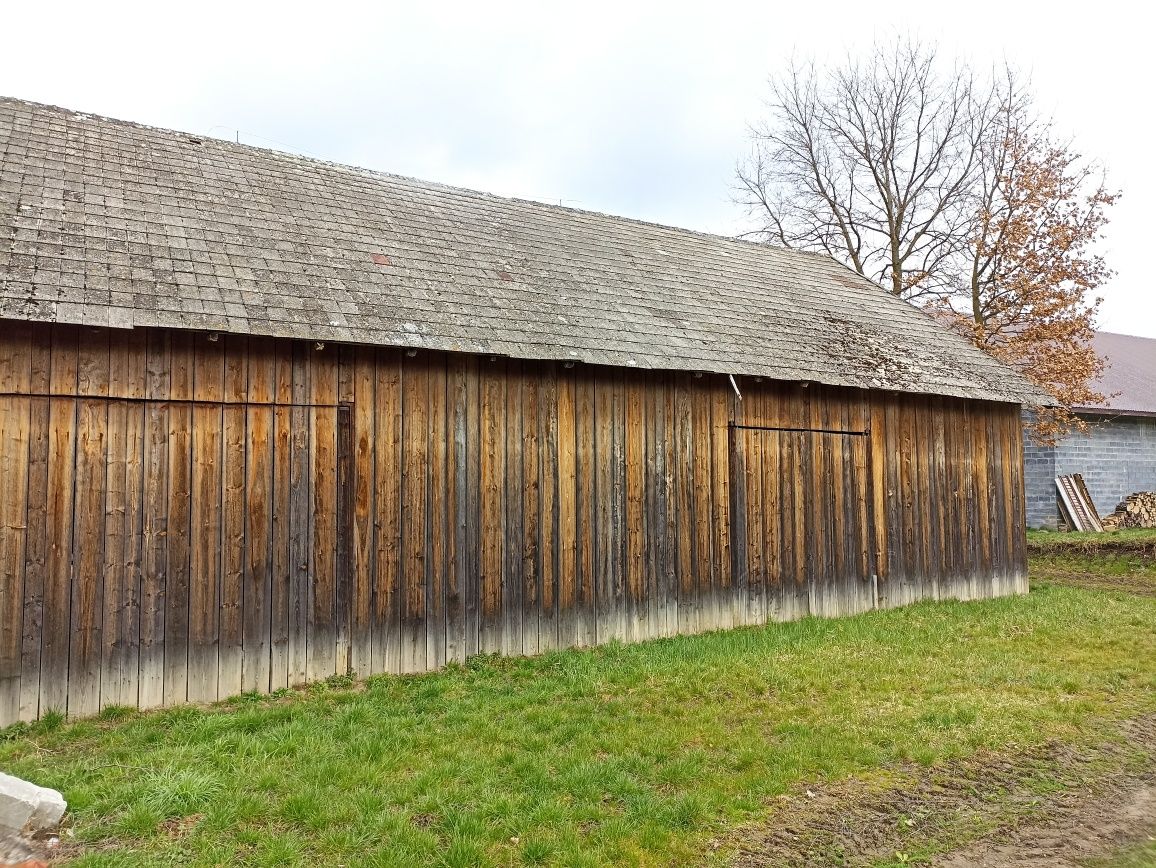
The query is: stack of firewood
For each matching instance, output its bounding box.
[1101,491,1156,530]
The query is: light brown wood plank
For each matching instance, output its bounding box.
[478,359,505,653]
[373,349,402,675]
[19,328,52,720]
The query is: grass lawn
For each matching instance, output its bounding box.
[3,547,1155,865]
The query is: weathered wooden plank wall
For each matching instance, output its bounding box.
[0,323,1029,723]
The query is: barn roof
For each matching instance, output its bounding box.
[0,96,1045,404]
[1076,332,1156,416]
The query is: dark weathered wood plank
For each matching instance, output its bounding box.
[137,331,170,709]
[710,384,733,631]
[537,366,560,652]
[521,372,541,656]
[574,369,596,646]
[269,346,293,691]
[556,367,578,648]
[309,347,339,681]
[243,384,274,696]
[399,358,428,673]
[188,341,224,704]
[446,355,470,665]
[501,362,524,656]
[426,357,448,670]
[592,373,615,644]
[163,334,194,707]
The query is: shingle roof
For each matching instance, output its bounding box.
[1077,332,1156,416]
[0,96,1045,404]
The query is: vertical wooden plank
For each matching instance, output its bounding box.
[973,403,992,586]
[931,396,949,597]
[218,337,248,698]
[593,372,616,644]
[427,356,449,670]
[761,387,782,622]
[609,370,628,644]
[913,396,935,600]
[727,405,748,630]
[709,384,733,630]
[672,377,696,634]
[896,397,919,604]
[335,403,354,676]
[691,378,714,632]
[19,329,52,720]
[188,339,224,704]
[461,356,482,661]
[521,372,541,656]
[269,343,293,690]
[287,343,311,686]
[642,375,661,638]
[624,373,645,642]
[537,366,559,652]
[790,389,810,618]
[69,328,110,717]
[138,331,169,709]
[446,355,470,665]
[1009,408,1028,587]
[742,388,763,627]
[0,332,31,723]
[350,347,376,678]
[399,357,427,672]
[657,374,677,637]
[869,399,889,593]
[370,349,401,674]
[310,348,339,680]
[502,362,524,657]
[556,367,578,648]
[243,339,276,692]
[163,333,193,707]
[100,330,146,710]
[574,369,596,647]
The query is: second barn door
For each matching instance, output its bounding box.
[730,413,877,623]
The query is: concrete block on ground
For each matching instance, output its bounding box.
[0,772,65,836]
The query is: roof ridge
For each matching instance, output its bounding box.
[0,94,833,262]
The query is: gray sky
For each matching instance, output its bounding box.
[4,0,1152,337]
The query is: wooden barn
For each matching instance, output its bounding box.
[0,98,1044,724]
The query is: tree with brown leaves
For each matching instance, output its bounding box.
[950,115,1118,444]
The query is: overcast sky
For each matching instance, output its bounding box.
[4,0,1152,337]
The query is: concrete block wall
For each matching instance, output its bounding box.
[1023,412,1156,529]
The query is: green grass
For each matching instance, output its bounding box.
[4,584,1156,866]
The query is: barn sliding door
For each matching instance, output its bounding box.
[0,394,353,725]
[730,424,877,622]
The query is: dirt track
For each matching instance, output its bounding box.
[727,716,1156,867]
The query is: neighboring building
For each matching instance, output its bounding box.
[0,97,1044,724]
[1024,332,1156,528]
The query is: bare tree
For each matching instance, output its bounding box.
[737,40,1008,301]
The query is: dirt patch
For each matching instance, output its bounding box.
[1031,564,1156,597]
[1026,535,1156,559]
[725,716,1156,867]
